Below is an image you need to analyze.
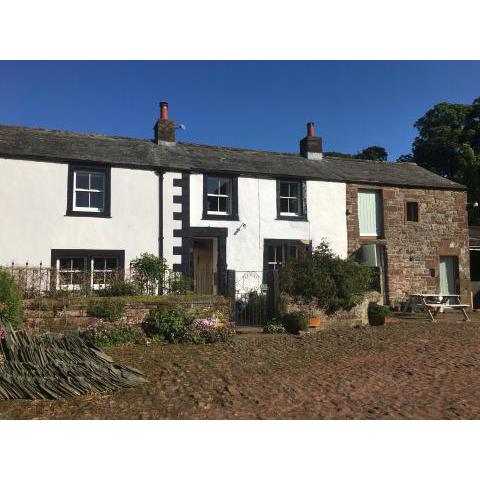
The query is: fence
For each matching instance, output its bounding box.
[4,263,196,298]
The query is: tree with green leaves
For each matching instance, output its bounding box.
[405,97,480,224]
[325,146,388,161]
[357,145,388,162]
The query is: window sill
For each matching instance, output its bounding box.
[65,210,111,218]
[202,213,239,221]
[276,215,308,222]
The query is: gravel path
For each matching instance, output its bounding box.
[2,319,480,419]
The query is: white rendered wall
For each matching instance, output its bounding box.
[189,174,348,274]
[0,157,159,267]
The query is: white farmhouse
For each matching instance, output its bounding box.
[0,102,468,303]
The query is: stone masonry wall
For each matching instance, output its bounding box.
[23,296,231,334]
[346,184,470,305]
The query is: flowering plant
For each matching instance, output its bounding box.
[81,323,141,347]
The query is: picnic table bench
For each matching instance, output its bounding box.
[403,293,470,322]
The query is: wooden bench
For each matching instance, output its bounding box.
[424,303,470,322]
[404,293,470,322]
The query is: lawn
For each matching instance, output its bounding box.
[2,319,480,419]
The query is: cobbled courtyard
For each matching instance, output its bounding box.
[2,317,480,419]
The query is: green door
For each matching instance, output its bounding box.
[439,256,459,295]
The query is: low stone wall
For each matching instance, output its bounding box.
[23,295,231,334]
[281,291,381,330]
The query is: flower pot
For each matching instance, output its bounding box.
[309,316,322,328]
[369,314,385,326]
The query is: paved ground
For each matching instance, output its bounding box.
[2,314,480,419]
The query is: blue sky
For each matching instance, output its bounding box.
[0,61,479,161]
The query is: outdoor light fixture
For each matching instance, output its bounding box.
[233,222,247,235]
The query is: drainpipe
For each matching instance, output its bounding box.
[157,170,164,260]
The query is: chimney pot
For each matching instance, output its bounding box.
[307,122,315,137]
[160,101,169,120]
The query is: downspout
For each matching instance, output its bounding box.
[157,170,164,260]
[157,170,164,295]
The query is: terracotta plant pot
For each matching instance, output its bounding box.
[309,316,322,328]
[369,314,385,326]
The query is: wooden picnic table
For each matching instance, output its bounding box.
[403,293,470,322]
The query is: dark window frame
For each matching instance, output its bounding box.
[202,174,239,221]
[276,179,308,221]
[66,164,111,218]
[263,239,312,272]
[405,201,420,223]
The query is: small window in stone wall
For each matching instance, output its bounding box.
[406,202,419,222]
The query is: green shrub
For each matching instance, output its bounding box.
[82,323,141,346]
[130,253,168,295]
[0,269,24,329]
[263,323,286,334]
[96,281,139,297]
[279,241,372,314]
[281,311,309,334]
[186,319,236,344]
[142,306,192,343]
[166,272,193,295]
[142,308,234,344]
[87,298,125,322]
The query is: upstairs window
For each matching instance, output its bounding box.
[207,177,231,214]
[277,180,306,219]
[406,201,419,222]
[358,189,383,237]
[67,165,111,217]
[202,175,239,220]
[74,171,105,212]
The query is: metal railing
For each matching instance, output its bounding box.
[4,263,196,298]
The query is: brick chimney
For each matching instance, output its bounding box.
[154,101,175,143]
[299,122,323,160]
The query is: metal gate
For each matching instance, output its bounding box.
[231,271,274,326]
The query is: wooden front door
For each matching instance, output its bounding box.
[192,238,215,294]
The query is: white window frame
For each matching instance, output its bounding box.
[92,257,119,291]
[73,170,106,213]
[56,257,87,291]
[55,255,119,291]
[207,177,231,215]
[279,181,302,216]
[267,244,284,270]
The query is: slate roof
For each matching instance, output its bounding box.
[0,124,466,190]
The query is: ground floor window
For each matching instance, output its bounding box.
[263,239,310,271]
[51,249,125,291]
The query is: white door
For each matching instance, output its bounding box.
[439,256,459,295]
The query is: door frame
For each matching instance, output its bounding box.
[183,227,228,294]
